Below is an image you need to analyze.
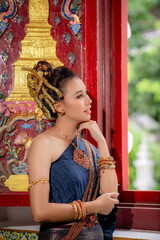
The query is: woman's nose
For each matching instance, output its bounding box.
[86,94,92,104]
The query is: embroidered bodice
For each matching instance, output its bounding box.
[49,136,99,203]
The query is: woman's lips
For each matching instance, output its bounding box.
[84,109,91,114]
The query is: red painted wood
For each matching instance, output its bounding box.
[81,0,98,145]
[104,0,112,152]
[111,0,129,190]
[116,203,160,231]
[82,0,97,122]
[119,190,160,204]
[97,0,104,134]
[0,192,29,207]
[97,0,112,152]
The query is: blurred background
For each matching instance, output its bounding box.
[128,0,160,190]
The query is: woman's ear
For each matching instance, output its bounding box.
[54,102,63,113]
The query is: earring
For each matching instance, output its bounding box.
[61,109,65,116]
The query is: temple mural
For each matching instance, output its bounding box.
[0,0,82,192]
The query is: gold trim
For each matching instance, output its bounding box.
[4,175,29,192]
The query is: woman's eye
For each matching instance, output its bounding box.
[77,94,83,98]
[76,90,89,99]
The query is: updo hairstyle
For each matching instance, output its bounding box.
[35,61,77,118]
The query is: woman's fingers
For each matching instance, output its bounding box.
[78,121,105,143]
[108,192,119,199]
[95,192,119,215]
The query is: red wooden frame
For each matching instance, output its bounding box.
[111,0,160,231]
[97,0,112,153]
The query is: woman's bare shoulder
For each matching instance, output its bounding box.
[29,130,66,162]
[31,130,58,147]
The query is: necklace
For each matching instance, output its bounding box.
[54,125,89,169]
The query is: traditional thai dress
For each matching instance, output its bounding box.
[39,136,117,240]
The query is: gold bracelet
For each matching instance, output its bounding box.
[98,156,114,162]
[70,202,78,220]
[99,164,116,170]
[73,201,82,220]
[28,179,49,190]
[98,160,116,166]
[81,202,87,219]
[77,200,86,220]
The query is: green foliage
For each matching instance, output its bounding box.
[149,142,160,190]
[128,1,160,190]
[128,0,160,121]
[128,123,142,189]
[128,0,160,49]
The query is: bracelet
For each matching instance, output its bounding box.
[70,200,87,221]
[28,179,49,190]
[99,164,116,170]
[98,160,116,166]
[73,201,82,220]
[98,156,114,161]
[77,200,86,220]
[98,156,116,175]
[70,202,78,220]
[98,156,115,164]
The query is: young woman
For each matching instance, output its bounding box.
[27,61,119,240]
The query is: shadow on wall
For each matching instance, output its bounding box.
[0,207,37,227]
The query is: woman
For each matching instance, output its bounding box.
[26,61,119,240]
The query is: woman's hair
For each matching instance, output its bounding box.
[35,61,77,118]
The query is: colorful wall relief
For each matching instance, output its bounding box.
[49,0,82,76]
[0,0,83,193]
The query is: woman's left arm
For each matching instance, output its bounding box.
[78,120,118,195]
[97,139,118,194]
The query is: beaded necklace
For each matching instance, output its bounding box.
[54,125,89,169]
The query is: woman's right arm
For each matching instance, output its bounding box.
[28,135,119,223]
[28,134,75,223]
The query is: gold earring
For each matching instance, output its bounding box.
[61,109,65,116]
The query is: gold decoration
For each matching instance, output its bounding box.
[4,175,29,192]
[35,107,44,121]
[23,67,63,119]
[7,0,63,101]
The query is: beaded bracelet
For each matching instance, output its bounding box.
[28,179,49,190]
[98,156,116,175]
[98,156,114,161]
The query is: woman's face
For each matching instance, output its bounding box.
[62,77,92,123]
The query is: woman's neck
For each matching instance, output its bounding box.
[54,117,78,140]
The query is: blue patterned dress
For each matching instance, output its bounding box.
[39,136,117,240]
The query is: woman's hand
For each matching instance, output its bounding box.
[78,120,105,144]
[94,192,119,215]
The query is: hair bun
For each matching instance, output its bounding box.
[35,61,54,80]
